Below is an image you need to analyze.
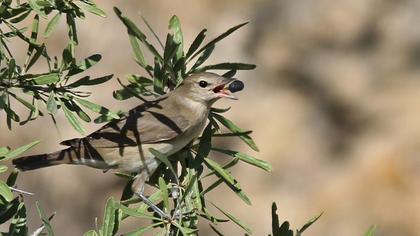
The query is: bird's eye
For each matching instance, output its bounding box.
[199,80,208,88]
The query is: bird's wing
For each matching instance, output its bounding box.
[60,108,191,148]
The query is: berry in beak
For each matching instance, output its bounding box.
[212,79,244,100]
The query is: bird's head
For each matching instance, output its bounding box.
[175,72,244,105]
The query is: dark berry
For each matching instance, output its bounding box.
[228,80,244,93]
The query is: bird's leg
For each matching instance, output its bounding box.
[131,172,172,221]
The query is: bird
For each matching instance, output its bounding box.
[13,72,243,219]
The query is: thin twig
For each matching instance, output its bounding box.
[10,186,34,196]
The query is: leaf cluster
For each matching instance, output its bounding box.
[0,0,117,134]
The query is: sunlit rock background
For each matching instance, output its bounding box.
[2,0,420,235]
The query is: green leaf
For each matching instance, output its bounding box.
[3,140,40,160]
[204,158,235,186]
[190,44,214,72]
[180,173,197,202]
[113,202,158,220]
[210,201,252,234]
[67,74,113,88]
[28,0,46,18]
[101,197,116,236]
[35,201,55,236]
[74,97,119,119]
[153,58,164,94]
[0,147,9,157]
[0,182,13,202]
[83,230,99,236]
[298,212,323,234]
[47,92,57,114]
[189,22,249,61]
[209,224,224,236]
[0,197,20,224]
[6,170,18,186]
[222,69,237,78]
[67,54,102,76]
[210,107,231,113]
[66,13,78,45]
[363,225,376,236]
[9,202,28,235]
[10,10,31,23]
[26,44,45,71]
[211,113,259,151]
[129,35,147,67]
[0,165,8,173]
[7,92,36,112]
[32,73,60,85]
[114,7,163,62]
[30,14,39,43]
[186,29,207,59]
[196,123,213,160]
[194,62,256,73]
[212,148,271,172]
[158,177,169,213]
[123,223,163,236]
[79,2,106,17]
[62,102,85,135]
[44,13,61,38]
[169,15,183,59]
[149,148,178,182]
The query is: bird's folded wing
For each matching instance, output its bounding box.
[60,111,191,148]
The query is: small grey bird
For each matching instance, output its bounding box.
[13,72,241,218]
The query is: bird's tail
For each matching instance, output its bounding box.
[12,148,73,171]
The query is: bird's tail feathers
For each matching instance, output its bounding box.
[13,148,72,171]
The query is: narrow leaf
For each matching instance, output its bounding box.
[80,2,106,17]
[44,13,61,38]
[47,92,57,114]
[0,165,8,173]
[83,230,99,236]
[149,148,178,182]
[0,181,13,202]
[186,29,207,59]
[204,158,235,186]
[32,73,60,85]
[158,177,169,213]
[114,7,163,62]
[3,140,40,160]
[74,97,119,119]
[129,35,147,67]
[212,148,271,172]
[35,201,55,236]
[210,201,252,234]
[62,102,85,135]
[123,223,163,236]
[190,44,214,72]
[7,92,36,112]
[194,62,256,73]
[169,15,183,59]
[101,197,116,236]
[363,225,376,236]
[211,113,259,151]
[67,54,102,76]
[0,147,10,157]
[67,74,113,88]
[189,22,249,60]
[298,212,323,234]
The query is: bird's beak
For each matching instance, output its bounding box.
[212,77,237,100]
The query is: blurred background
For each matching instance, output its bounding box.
[2,0,420,235]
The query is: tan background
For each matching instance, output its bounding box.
[2,0,420,235]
